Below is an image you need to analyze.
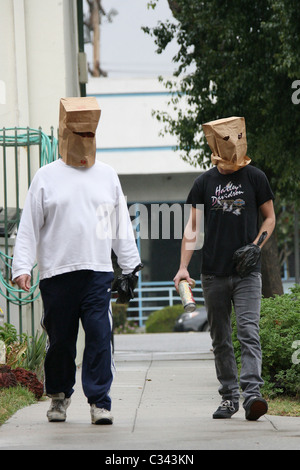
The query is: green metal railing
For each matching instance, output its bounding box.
[0,127,57,335]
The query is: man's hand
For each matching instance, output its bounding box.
[111,263,143,304]
[233,244,261,278]
[14,274,31,292]
[173,268,193,293]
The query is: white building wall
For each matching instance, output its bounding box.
[0,0,81,339]
[0,0,80,206]
[88,77,202,203]
[0,0,79,133]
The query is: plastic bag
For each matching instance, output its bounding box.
[233,232,267,278]
[112,263,143,304]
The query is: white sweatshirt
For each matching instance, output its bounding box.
[12,159,141,280]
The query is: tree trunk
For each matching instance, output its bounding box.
[91,0,100,77]
[261,230,284,297]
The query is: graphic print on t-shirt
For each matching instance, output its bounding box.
[211,181,245,216]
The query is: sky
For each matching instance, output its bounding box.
[84,0,179,78]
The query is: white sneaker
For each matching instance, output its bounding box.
[90,404,113,425]
[47,393,71,422]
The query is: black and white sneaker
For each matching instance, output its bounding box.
[47,393,71,422]
[213,400,239,419]
[90,404,114,425]
[245,396,268,421]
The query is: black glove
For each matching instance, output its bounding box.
[233,232,267,278]
[112,263,143,304]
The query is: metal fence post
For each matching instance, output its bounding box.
[0,126,57,336]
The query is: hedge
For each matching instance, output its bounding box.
[145,304,185,333]
[232,285,300,398]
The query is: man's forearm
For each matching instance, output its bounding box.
[174,206,201,290]
[173,235,196,290]
[253,200,276,248]
[253,217,275,247]
[179,235,195,269]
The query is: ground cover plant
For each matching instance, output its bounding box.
[232,285,300,399]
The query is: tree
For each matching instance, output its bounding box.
[144,0,300,296]
[84,0,118,77]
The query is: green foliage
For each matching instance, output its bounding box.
[0,322,24,346]
[21,331,47,381]
[232,285,300,398]
[111,303,128,330]
[0,323,27,368]
[144,0,300,203]
[0,323,46,378]
[275,202,296,273]
[145,304,184,333]
[111,302,138,334]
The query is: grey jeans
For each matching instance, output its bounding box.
[201,272,264,406]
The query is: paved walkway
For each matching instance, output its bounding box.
[1,332,300,451]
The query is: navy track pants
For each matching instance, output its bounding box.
[40,270,115,410]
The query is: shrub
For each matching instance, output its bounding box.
[0,365,44,399]
[0,322,46,385]
[111,303,128,330]
[111,302,128,328]
[111,302,138,334]
[145,304,184,333]
[21,331,47,381]
[11,367,44,399]
[232,285,300,398]
[0,323,27,368]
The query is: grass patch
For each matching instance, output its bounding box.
[0,385,36,426]
[267,396,300,417]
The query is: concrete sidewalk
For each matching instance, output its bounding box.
[1,332,300,450]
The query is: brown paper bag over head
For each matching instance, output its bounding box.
[202,116,251,171]
[59,97,101,168]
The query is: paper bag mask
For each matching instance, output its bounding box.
[59,97,101,168]
[202,116,251,171]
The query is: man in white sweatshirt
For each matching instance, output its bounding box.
[12,97,141,425]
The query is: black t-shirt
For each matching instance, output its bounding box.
[186,165,274,276]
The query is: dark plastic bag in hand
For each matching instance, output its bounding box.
[233,232,267,278]
[233,244,261,277]
[112,263,143,304]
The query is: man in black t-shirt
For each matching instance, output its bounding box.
[174,117,275,421]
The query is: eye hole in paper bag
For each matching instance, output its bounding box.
[74,131,95,138]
